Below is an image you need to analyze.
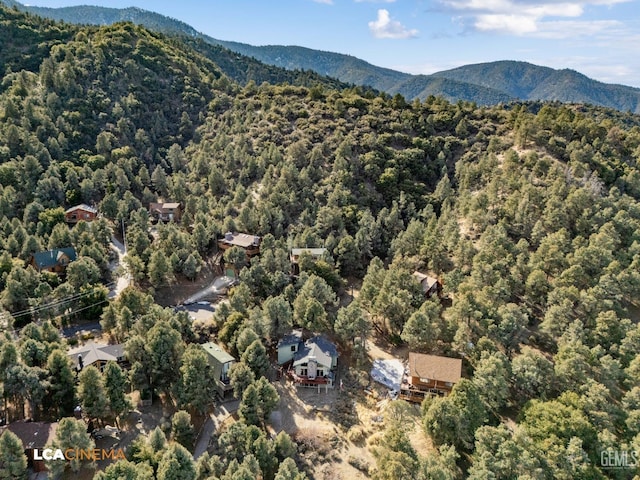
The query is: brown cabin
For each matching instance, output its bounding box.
[149,202,182,222]
[413,271,442,298]
[400,353,462,403]
[30,247,76,274]
[64,204,98,223]
[217,232,261,257]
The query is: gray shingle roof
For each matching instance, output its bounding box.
[293,336,337,369]
[67,341,124,369]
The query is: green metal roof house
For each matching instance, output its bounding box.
[30,247,77,274]
[201,342,236,398]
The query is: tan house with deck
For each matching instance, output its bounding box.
[218,232,261,257]
[400,353,462,403]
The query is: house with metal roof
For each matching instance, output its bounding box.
[218,232,261,257]
[29,247,76,274]
[201,342,236,398]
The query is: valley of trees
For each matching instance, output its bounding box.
[1,4,640,479]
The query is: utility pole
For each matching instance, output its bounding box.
[121,218,126,254]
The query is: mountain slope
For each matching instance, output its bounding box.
[430,60,555,98]
[0,1,359,92]
[209,41,411,92]
[5,0,640,112]
[389,75,515,104]
[432,61,640,113]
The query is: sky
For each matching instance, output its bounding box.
[23,0,640,88]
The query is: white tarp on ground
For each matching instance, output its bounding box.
[370,358,404,392]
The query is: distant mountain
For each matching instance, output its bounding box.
[5,0,640,113]
[432,61,640,113]
[209,41,411,92]
[8,2,202,37]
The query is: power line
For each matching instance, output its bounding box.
[6,283,114,318]
[55,298,110,320]
[1,282,115,320]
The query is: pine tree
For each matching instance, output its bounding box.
[46,349,76,417]
[177,345,215,414]
[78,365,108,422]
[103,361,131,426]
[171,410,195,450]
[0,430,28,480]
[229,362,255,399]
[157,443,196,480]
[241,340,269,378]
[50,417,94,475]
[238,384,261,426]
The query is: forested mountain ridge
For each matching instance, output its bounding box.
[0,0,359,93]
[1,4,640,479]
[432,61,640,113]
[5,0,640,113]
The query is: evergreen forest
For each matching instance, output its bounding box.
[1,5,640,480]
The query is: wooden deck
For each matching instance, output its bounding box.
[399,386,448,403]
[288,372,333,387]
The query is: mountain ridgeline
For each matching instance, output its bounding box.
[4,0,640,113]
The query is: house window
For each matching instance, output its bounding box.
[420,378,430,383]
[445,382,453,387]
[317,369,324,377]
[291,345,296,352]
[300,368,308,376]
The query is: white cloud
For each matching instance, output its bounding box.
[438,0,631,36]
[532,19,622,38]
[475,14,538,33]
[369,9,419,39]
[355,0,397,3]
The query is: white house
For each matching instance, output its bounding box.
[290,336,338,387]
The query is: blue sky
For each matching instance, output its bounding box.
[24,0,640,87]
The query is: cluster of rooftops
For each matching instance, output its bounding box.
[33,201,456,404]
